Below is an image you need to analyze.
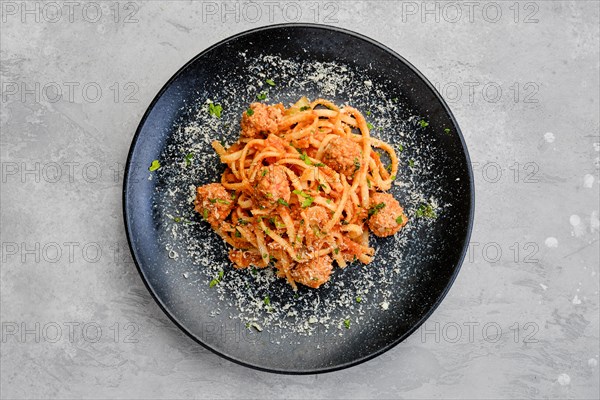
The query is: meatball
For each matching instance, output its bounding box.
[195,183,234,227]
[290,255,333,288]
[367,192,408,237]
[252,165,290,209]
[229,249,265,269]
[241,103,285,138]
[321,136,362,177]
[303,205,329,240]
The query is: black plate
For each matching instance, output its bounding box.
[123,24,474,374]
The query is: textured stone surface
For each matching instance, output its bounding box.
[1,1,599,399]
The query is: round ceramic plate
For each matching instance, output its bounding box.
[123,24,474,374]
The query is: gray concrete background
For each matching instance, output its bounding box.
[1,1,599,399]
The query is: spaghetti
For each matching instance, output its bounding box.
[195,97,408,289]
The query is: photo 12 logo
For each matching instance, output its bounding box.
[199,1,340,23]
[0,1,139,24]
[400,1,540,23]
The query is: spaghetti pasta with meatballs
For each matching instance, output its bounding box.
[195,97,408,289]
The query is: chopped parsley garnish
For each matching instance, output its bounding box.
[173,217,181,223]
[356,296,362,303]
[341,220,349,225]
[366,122,374,130]
[292,190,314,208]
[261,168,268,176]
[301,197,314,208]
[419,120,429,128]
[208,102,222,118]
[265,79,275,86]
[299,152,312,165]
[277,198,289,207]
[390,175,396,180]
[215,199,230,205]
[234,229,241,237]
[263,295,271,306]
[209,270,224,288]
[256,91,267,100]
[237,219,248,225]
[184,152,194,167]
[353,157,361,173]
[317,183,327,191]
[408,159,415,168]
[262,253,268,259]
[396,215,404,224]
[367,178,371,188]
[398,144,404,152]
[366,110,371,116]
[416,203,437,219]
[148,160,160,171]
[392,97,398,102]
[343,319,351,329]
[368,202,386,216]
[202,208,208,220]
[293,189,309,197]
[444,127,451,135]
[314,162,325,167]
[299,106,310,111]
[246,108,254,116]
[334,248,340,254]
[326,199,332,204]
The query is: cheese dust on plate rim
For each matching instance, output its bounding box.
[149,53,448,339]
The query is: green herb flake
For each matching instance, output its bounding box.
[341,220,349,225]
[408,159,415,168]
[266,79,275,86]
[238,219,248,225]
[396,215,404,224]
[263,296,271,306]
[356,296,362,303]
[343,319,351,329]
[398,144,404,152]
[314,162,325,167]
[202,208,208,220]
[246,108,254,116]
[209,279,219,288]
[301,197,315,208]
[334,248,340,254]
[293,189,309,198]
[299,152,313,166]
[256,91,267,100]
[184,152,194,167]
[299,106,310,111]
[390,175,396,180]
[416,203,437,219]
[353,157,361,173]
[218,270,224,279]
[262,253,268,259]
[261,168,268,177]
[326,199,332,204]
[215,199,230,205]
[148,160,161,171]
[208,102,223,118]
[444,127,451,135]
[366,122,374,130]
[368,202,386,216]
[234,230,241,238]
[366,110,371,116]
[419,120,429,128]
[277,198,289,207]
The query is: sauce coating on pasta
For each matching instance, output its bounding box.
[195,98,408,289]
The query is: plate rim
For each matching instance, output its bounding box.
[122,22,475,375]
